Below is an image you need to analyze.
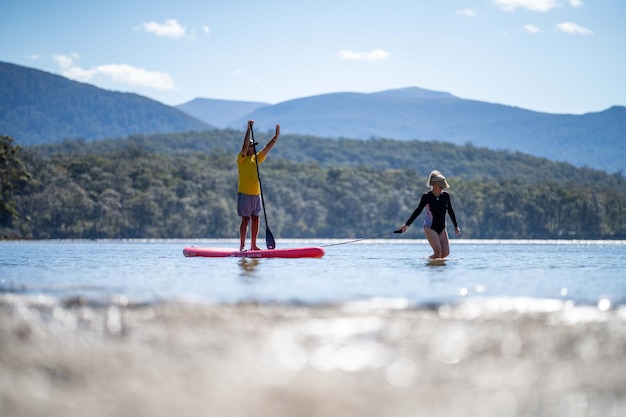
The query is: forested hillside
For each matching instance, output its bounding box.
[34,129,625,187]
[0,62,211,145]
[2,131,625,240]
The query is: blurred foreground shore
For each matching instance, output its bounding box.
[1,294,625,417]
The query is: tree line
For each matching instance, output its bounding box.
[2,132,625,240]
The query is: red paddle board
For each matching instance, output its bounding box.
[183,246,324,259]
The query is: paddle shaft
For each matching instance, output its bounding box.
[250,127,276,249]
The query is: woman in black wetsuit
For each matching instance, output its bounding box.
[399,170,461,259]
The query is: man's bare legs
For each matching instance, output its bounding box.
[239,215,261,251]
[250,215,260,250]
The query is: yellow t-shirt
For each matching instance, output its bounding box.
[237,152,266,195]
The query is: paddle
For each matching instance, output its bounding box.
[250,127,276,249]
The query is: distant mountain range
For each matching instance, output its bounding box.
[2,61,624,173]
[0,62,211,145]
[176,98,269,129]
[184,91,624,175]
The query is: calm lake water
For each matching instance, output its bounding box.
[0,239,626,306]
[1,239,625,308]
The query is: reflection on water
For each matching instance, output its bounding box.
[238,258,260,278]
[426,258,448,267]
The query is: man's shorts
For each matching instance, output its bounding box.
[237,193,261,217]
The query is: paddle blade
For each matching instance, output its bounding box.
[266,228,276,250]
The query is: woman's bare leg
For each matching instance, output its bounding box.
[439,229,451,258]
[424,228,443,258]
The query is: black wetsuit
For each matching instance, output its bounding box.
[405,191,459,234]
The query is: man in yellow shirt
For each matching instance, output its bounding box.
[237,119,280,251]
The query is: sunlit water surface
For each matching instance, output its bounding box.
[1,239,624,308]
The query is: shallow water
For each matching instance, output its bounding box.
[2,239,626,417]
[1,239,624,308]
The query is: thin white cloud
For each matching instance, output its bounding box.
[203,25,210,35]
[92,64,175,89]
[556,22,593,35]
[457,8,476,17]
[137,19,187,40]
[53,52,80,68]
[524,24,542,34]
[53,54,175,90]
[493,0,559,12]
[569,0,584,7]
[338,49,390,62]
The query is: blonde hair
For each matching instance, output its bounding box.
[427,170,450,189]
[427,170,443,187]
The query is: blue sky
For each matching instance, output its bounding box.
[1,0,624,114]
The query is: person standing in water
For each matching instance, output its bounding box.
[237,119,280,251]
[398,170,461,259]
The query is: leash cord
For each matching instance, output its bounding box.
[321,231,401,247]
